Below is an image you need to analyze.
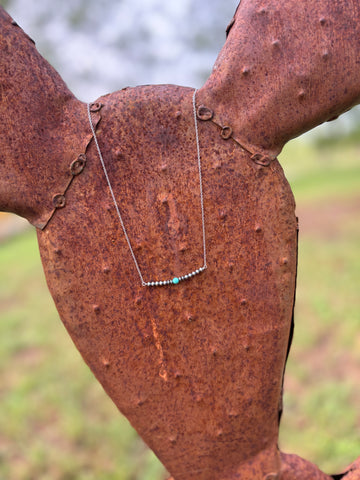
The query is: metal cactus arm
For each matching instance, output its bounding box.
[0,2,359,480]
[0,7,91,229]
[200,0,360,160]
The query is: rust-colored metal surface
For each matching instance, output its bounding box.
[0,2,359,479]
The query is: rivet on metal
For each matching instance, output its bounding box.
[54,248,62,255]
[70,153,87,176]
[169,435,177,444]
[187,313,195,323]
[319,17,327,26]
[298,89,306,100]
[89,102,103,113]
[101,357,110,368]
[264,474,279,480]
[134,242,143,252]
[322,50,329,61]
[52,194,66,209]
[174,371,182,379]
[219,210,227,220]
[242,66,250,76]
[197,105,214,121]
[103,266,110,274]
[240,299,247,306]
[221,126,233,140]
[228,410,239,418]
[281,257,289,266]
[179,243,187,252]
[255,225,262,233]
[114,149,124,161]
[211,346,218,356]
[272,39,280,48]
[135,296,142,305]
[93,304,101,314]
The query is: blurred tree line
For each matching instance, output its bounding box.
[314,108,360,147]
[0,0,359,141]
[0,0,238,100]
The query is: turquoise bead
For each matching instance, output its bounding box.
[172,277,180,284]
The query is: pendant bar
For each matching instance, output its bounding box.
[143,265,207,287]
[87,89,207,288]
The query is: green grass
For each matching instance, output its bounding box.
[0,232,167,480]
[278,139,360,474]
[279,230,360,473]
[279,138,360,204]
[0,137,359,478]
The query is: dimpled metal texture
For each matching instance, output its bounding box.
[0,1,359,479]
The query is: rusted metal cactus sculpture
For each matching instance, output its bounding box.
[0,1,359,479]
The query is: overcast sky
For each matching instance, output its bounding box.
[1,0,239,101]
[1,0,358,135]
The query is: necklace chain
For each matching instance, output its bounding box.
[87,89,207,287]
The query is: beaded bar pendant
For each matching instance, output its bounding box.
[143,265,207,287]
[88,89,207,288]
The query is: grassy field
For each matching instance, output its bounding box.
[0,136,359,479]
[278,138,360,474]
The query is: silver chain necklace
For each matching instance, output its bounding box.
[87,89,207,287]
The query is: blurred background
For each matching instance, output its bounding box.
[0,0,359,478]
